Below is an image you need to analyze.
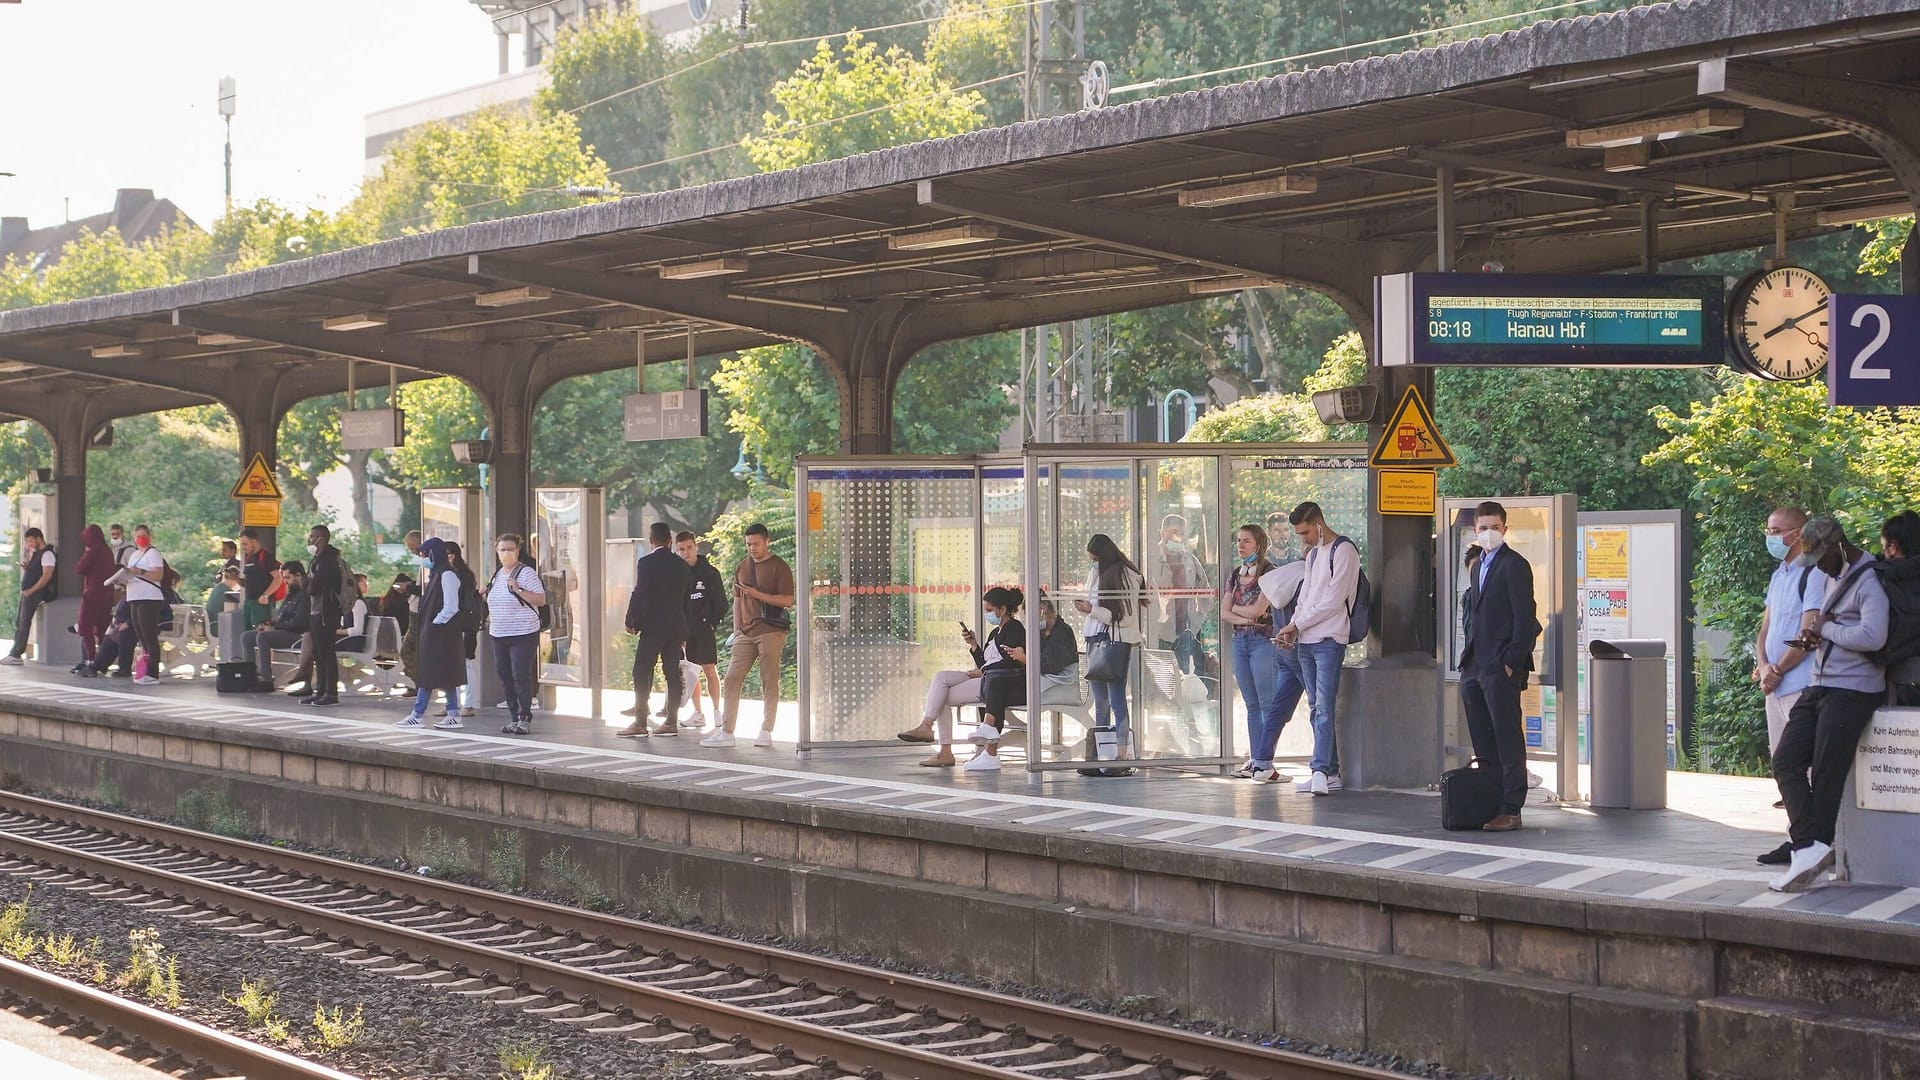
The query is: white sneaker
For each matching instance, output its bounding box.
[684,711,706,729]
[0,656,21,666]
[1229,761,1256,779]
[432,716,463,730]
[967,722,1001,745]
[1324,775,1344,792]
[1251,767,1287,784]
[394,714,425,728]
[1527,770,1544,789]
[701,731,736,748]
[496,701,512,709]
[963,752,1002,772]
[1768,841,1835,892]
[133,675,159,686]
[753,729,775,748]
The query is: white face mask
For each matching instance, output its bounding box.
[1475,528,1505,551]
[306,543,318,556]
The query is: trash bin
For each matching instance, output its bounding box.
[1588,639,1668,810]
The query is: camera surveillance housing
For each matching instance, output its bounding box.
[1311,384,1379,425]
[450,439,494,465]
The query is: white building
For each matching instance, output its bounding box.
[365,0,714,174]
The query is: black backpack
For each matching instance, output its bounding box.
[495,565,551,632]
[1871,558,1920,669]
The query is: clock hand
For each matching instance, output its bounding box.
[1763,303,1828,340]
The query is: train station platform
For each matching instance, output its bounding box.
[2,671,1918,1080]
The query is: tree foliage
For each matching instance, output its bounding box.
[743,34,988,172]
[351,108,613,237]
[1182,331,1368,443]
[535,7,676,179]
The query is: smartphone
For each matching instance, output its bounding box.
[957,621,969,632]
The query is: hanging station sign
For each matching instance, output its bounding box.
[1376,273,1726,368]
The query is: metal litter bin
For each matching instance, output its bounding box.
[1588,639,1668,809]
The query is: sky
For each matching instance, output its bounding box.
[0,1,512,231]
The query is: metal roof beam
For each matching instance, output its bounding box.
[172,310,519,380]
[468,255,842,353]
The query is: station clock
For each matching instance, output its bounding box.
[1727,265,1833,381]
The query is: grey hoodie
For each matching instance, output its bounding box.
[1811,552,1891,695]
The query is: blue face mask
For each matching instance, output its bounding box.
[1241,553,1258,566]
[983,611,1000,627]
[1765,534,1791,561]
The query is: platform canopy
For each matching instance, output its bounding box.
[3,0,1918,459]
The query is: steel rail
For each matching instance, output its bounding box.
[0,953,364,1080]
[0,790,1404,1080]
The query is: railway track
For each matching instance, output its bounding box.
[0,951,362,1080]
[0,789,1403,1080]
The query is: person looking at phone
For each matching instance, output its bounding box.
[1766,517,1890,892]
[705,523,795,749]
[897,612,994,767]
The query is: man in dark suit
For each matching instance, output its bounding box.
[303,525,345,707]
[1459,501,1542,831]
[621,521,692,738]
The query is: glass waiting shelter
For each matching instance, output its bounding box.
[793,445,1369,773]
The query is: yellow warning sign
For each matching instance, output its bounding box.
[240,499,282,528]
[807,490,825,532]
[1376,469,1437,516]
[230,452,285,501]
[1368,386,1456,468]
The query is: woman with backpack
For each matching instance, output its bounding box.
[486,533,546,735]
[397,538,469,729]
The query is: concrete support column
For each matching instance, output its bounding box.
[47,403,92,599]
[471,359,543,711]
[225,371,290,559]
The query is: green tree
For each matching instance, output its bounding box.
[381,378,489,522]
[536,7,676,179]
[350,108,613,238]
[743,33,988,172]
[1182,331,1368,443]
[892,335,1020,454]
[1857,216,1915,279]
[711,346,841,483]
[925,0,1026,126]
[1105,289,1352,407]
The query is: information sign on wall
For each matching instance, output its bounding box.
[1856,708,1920,815]
[1377,273,1725,368]
[623,389,709,442]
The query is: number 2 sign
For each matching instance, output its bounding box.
[1829,295,1920,407]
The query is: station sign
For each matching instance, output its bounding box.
[623,389,709,442]
[1376,273,1726,368]
[1829,295,1920,407]
[340,408,406,450]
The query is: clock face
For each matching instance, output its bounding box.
[1729,265,1832,381]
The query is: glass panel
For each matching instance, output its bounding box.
[1048,461,1136,757]
[602,538,640,692]
[804,466,977,745]
[1138,456,1223,761]
[1443,499,1554,680]
[420,489,472,546]
[535,488,590,686]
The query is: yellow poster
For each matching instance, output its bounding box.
[1585,527,1629,582]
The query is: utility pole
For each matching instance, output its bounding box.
[1019,1,1109,444]
[218,77,237,212]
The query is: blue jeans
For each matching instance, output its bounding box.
[412,684,462,717]
[1085,636,1132,747]
[1295,638,1344,776]
[1232,629,1277,763]
[1254,645,1307,770]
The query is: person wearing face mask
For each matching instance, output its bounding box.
[1456,501,1541,831]
[1878,511,1920,708]
[485,533,546,735]
[1767,518,1890,892]
[301,525,344,707]
[122,525,170,686]
[1272,502,1361,797]
[1752,507,1823,839]
[957,587,1028,773]
[1154,514,1207,674]
[1222,524,1299,784]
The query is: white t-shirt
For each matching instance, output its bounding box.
[485,563,546,638]
[124,547,166,603]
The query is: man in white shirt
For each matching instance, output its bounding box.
[1272,501,1360,796]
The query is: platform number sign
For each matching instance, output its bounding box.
[1829,295,1920,407]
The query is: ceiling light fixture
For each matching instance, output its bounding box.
[1602,144,1650,173]
[659,256,748,280]
[473,285,552,307]
[194,332,247,345]
[322,312,388,331]
[88,344,140,358]
[1187,276,1277,296]
[1178,175,1317,207]
[888,223,998,251]
[1567,108,1743,149]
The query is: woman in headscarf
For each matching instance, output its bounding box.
[397,537,468,729]
[73,524,116,675]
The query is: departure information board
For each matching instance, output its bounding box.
[1376,273,1726,367]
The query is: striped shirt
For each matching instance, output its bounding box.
[485,563,545,638]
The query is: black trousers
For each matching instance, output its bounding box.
[633,633,684,722]
[128,600,166,677]
[980,671,1027,729]
[1460,669,1527,815]
[492,632,538,722]
[1773,686,1880,848]
[9,590,45,659]
[310,617,339,697]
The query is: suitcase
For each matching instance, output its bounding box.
[1440,759,1503,830]
[216,661,258,694]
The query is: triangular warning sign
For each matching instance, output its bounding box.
[1368,386,1456,468]
[230,452,285,500]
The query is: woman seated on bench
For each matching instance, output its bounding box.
[962,586,1027,773]
[897,586,1026,770]
[1032,597,1082,705]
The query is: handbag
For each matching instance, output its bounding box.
[1083,637,1132,682]
[746,560,791,631]
[1440,758,1504,830]
[1076,727,1133,777]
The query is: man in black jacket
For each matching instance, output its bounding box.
[656,532,727,736]
[303,526,344,707]
[622,522,691,738]
[1458,501,1542,832]
[242,561,308,690]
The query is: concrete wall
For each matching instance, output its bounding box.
[4,706,1920,1079]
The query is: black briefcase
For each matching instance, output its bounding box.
[216,661,258,694]
[1440,759,1503,831]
